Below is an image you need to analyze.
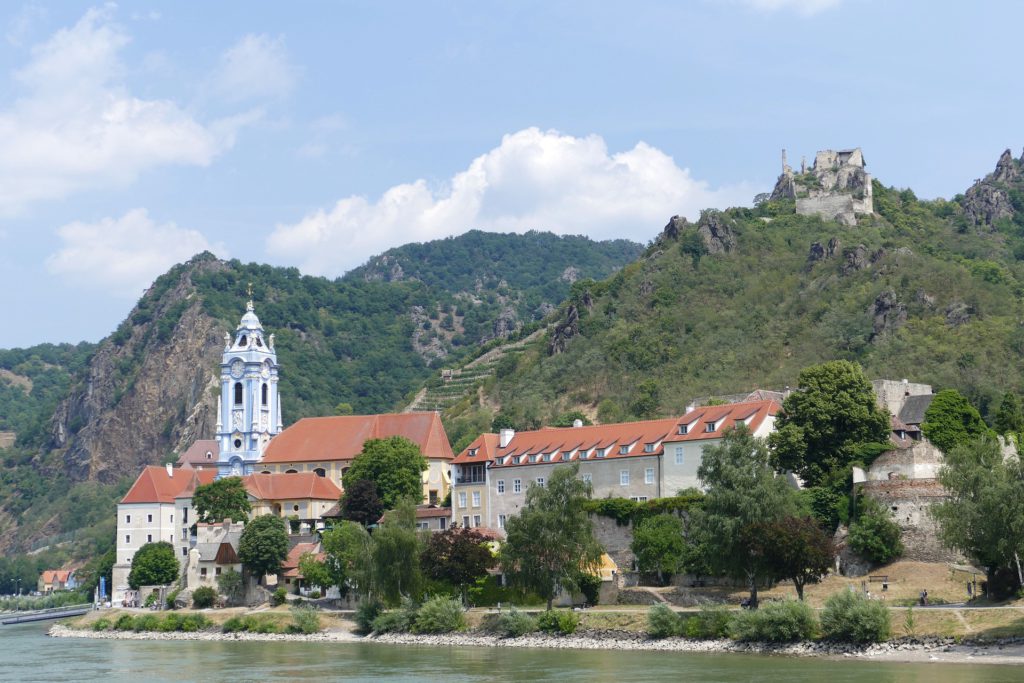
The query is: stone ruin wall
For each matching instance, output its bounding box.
[859,479,963,564]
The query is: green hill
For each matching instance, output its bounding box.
[447,150,1024,433]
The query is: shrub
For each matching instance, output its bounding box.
[411,595,465,634]
[289,605,322,634]
[191,586,217,609]
[308,590,321,600]
[113,614,136,631]
[165,589,180,610]
[576,573,602,606]
[91,618,111,631]
[133,614,162,632]
[681,604,734,639]
[177,614,211,632]
[820,590,891,643]
[158,613,184,632]
[536,609,579,635]
[222,616,246,633]
[143,592,158,608]
[354,600,383,634]
[370,610,410,633]
[492,608,537,637]
[729,600,817,643]
[647,603,681,638]
[271,587,288,607]
[848,501,904,565]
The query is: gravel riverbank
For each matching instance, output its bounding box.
[49,624,1024,664]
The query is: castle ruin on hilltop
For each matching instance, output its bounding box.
[769,148,873,226]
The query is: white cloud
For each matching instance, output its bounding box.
[214,34,296,102]
[267,127,753,277]
[0,6,233,215]
[46,209,225,297]
[733,0,841,15]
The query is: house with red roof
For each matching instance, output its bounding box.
[257,412,455,505]
[243,471,342,533]
[451,399,779,533]
[113,464,217,603]
[37,569,77,594]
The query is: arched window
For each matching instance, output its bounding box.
[261,383,268,406]
[239,335,248,347]
[313,468,326,478]
[234,382,243,405]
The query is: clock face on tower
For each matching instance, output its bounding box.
[230,359,245,378]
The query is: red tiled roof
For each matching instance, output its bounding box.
[242,472,342,501]
[416,506,452,519]
[121,466,216,504]
[40,570,72,584]
[454,400,779,470]
[281,542,323,578]
[177,439,219,467]
[261,412,454,464]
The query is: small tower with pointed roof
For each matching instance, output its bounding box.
[216,285,282,478]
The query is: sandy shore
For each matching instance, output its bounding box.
[49,624,1024,664]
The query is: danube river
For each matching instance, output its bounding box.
[3,622,1020,682]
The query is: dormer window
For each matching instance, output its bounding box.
[542,453,552,462]
[644,443,655,453]
[705,422,716,433]
[562,452,571,461]
[678,424,688,435]
[619,445,630,455]
[205,451,212,460]
[529,454,537,463]
[596,448,606,458]
[513,456,521,464]
[468,448,478,457]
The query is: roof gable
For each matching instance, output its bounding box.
[121,466,210,505]
[243,472,342,501]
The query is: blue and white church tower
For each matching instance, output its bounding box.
[216,289,282,478]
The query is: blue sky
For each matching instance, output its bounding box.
[1,0,1022,347]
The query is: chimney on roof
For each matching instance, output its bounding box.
[499,428,515,448]
[166,463,173,478]
[572,419,583,428]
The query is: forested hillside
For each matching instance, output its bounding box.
[446,150,1024,434]
[0,231,640,555]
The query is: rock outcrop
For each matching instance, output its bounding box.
[868,290,907,340]
[961,148,1023,228]
[696,210,737,254]
[549,304,581,355]
[50,258,226,483]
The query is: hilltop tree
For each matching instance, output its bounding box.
[342,437,427,508]
[993,392,1023,437]
[192,476,251,524]
[421,524,495,605]
[921,389,991,454]
[691,427,799,609]
[127,542,179,589]
[339,478,385,527]
[500,463,603,610]
[238,514,289,582]
[932,436,1024,596]
[769,361,890,488]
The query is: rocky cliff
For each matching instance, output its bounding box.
[49,258,226,482]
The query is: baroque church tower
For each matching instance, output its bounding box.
[216,287,282,478]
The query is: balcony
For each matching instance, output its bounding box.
[455,475,486,485]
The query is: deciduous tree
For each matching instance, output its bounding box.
[631,513,687,585]
[921,389,991,454]
[499,463,603,610]
[320,521,373,598]
[192,476,251,524]
[691,427,799,609]
[768,361,890,487]
[372,499,425,604]
[342,437,428,508]
[932,436,1024,595]
[745,516,834,601]
[339,478,385,527]
[238,514,289,583]
[127,541,179,589]
[421,525,495,605]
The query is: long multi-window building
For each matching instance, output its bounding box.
[450,399,779,532]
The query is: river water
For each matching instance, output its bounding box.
[2,622,1020,682]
